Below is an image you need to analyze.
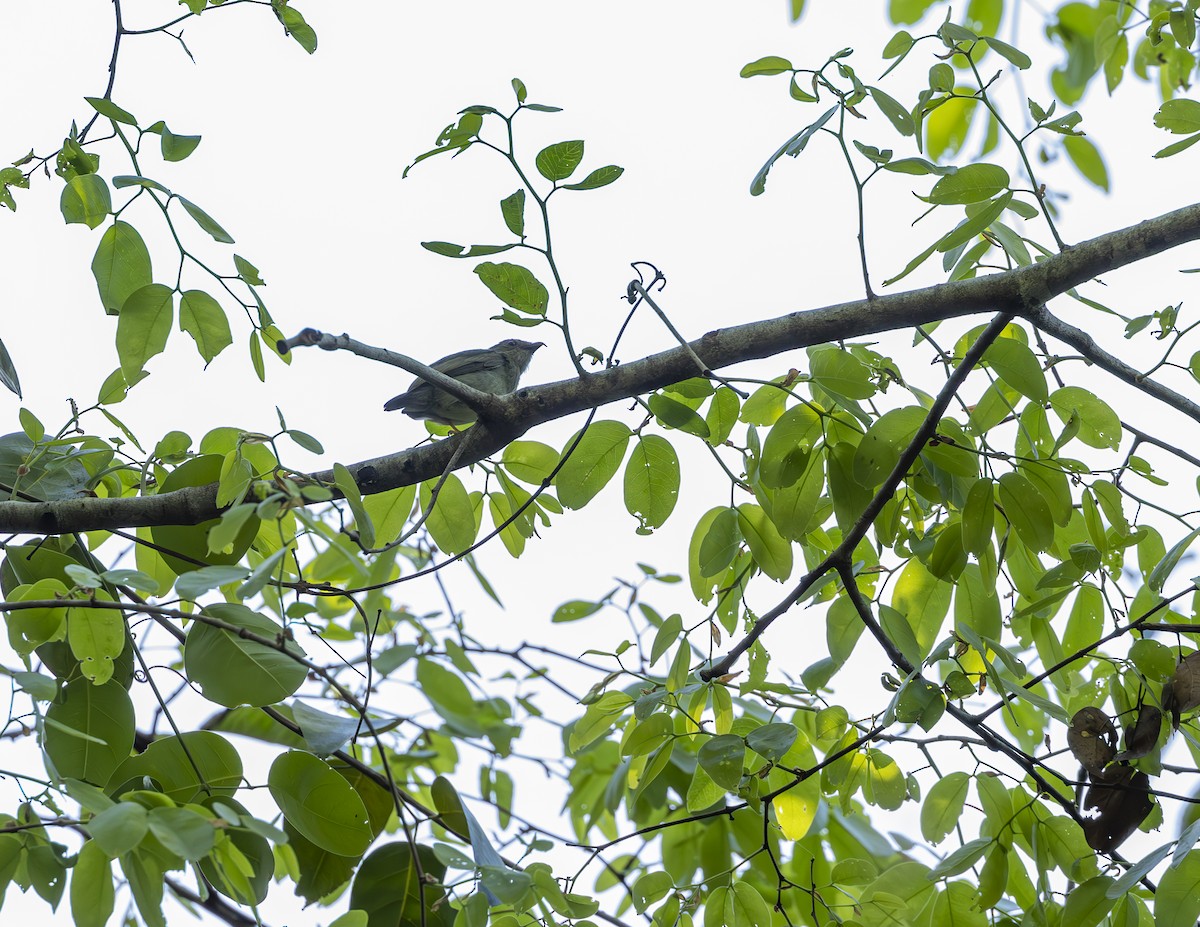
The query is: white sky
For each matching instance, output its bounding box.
[3,1,1200,924]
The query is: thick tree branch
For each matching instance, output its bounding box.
[4,201,1200,535]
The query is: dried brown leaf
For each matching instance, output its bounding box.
[1113,705,1164,762]
[1068,706,1117,777]
[1081,767,1154,853]
[1164,652,1200,729]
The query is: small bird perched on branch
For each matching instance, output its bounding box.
[383,339,544,425]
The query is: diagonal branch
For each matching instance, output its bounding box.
[1031,306,1200,423]
[702,310,1015,679]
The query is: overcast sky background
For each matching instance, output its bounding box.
[3,2,1200,924]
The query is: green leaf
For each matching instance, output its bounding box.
[698,734,745,790]
[420,474,476,555]
[276,5,318,53]
[997,471,1055,552]
[359,485,414,550]
[1155,133,1200,159]
[112,175,170,193]
[869,86,915,136]
[761,404,822,487]
[116,283,174,380]
[178,290,233,364]
[737,503,793,581]
[745,722,798,763]
[650,613,683,665]
[552,599,603,623]
[331,462,374,549]
[570,691,632,752]
[500,189,525,237]
[161,127,201,162]
[789,75,819,102]
[884,157,957,176]
[891,559,951,659]
[0,337,21,398]
[555,421,633,509]
[1154,99,1200,134]
[7,579,67,654]
[961,477,995,555]
[71,840,115,927]
[110,731,242,803]
[810,346,875,399]
[488,491,525,557]
[562,165,624,190]
[935,192,1012,254]
[928,837,991,879]
[883,30,914,59]
[147,807,217,860]
[1155,850,1200,927]
[920,771,968,844]
[852,406,925,488]
[174,565,249,601]
[233,254,264,285]
[91,221,153,316]
[926,163,1010,205]
[984,336,1047,401]
[740,55,794,77]
[185,603,308,708]
[698,507,742,578]
[19,406,43,443]
[826,596,864,664]
[879,603,924,668]
[1107,845,1172,899]
[535,140,585,181]
[268,752,371,856]
[706,387,741,444]
[177,197,235,243]
[751,105,837,196]
[474,261,549,315]
[740,380,789,425]
[1063,136,1109,192]
[350,844,449,927]
[502,440,559,484]
[1060,874,1113,927]
[728,881,773,927]
[648,393,710,437]
[61,174,111,229]
[1049,386,1121,450]
[1147,527,1200,594]
[624,434,680,532]
[421,241,515,258]
[44,678,135,786]
[982,35,1031,69]
[85,97,138,125]
[623,712,672,759]
[925,95,979,162]
[90,803,149,857]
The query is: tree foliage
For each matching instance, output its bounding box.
[4,2,1200,926]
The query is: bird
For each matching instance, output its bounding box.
[383,339,544,425]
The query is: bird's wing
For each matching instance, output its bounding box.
[428,348,508,378]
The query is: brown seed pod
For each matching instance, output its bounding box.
[1067,707,1117,778]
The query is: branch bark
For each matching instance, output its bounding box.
[4,201,1200,535]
